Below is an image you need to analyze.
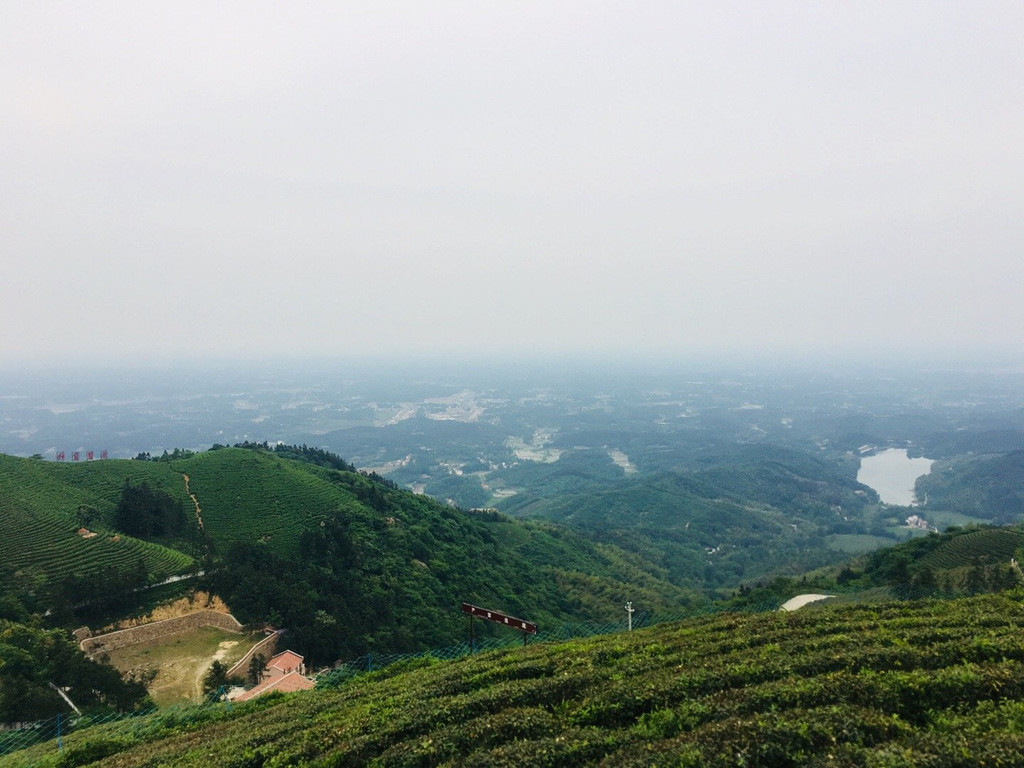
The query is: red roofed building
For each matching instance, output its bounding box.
[234,650,314,702]
[266,649,305,676]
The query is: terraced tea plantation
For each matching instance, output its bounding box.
[0,448,393,583]
[0,448,378,587]
[8,592,1024,767]
[173,449,347,557]
[0,455,193,584]
[917,526,1024,572]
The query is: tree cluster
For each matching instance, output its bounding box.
[113,480,188,540]
[0,616,150,722]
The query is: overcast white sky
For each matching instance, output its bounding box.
[2,2,1022,367]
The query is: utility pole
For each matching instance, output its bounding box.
[625,601,634,632]
[49,682,81,715]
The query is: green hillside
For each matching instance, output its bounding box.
[205,459,696,662]
[0,454,194,592]
[915,527,1024,572]
[173,447,349,558]
[0,448,357,580]
[495,445,875,589]
[917,450,1024,524]
[7,592,1024,767]
[0,448,694,663]
[719,521,1024,615]
[843,524,1024,599]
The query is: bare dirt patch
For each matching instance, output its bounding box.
[100,591,231,633]
[104,626,261,706]
[192,640,241,700]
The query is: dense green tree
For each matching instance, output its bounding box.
[247,654,268,685]
[909,566,937,598]
[113,480,187,540]
[0,619,151,721]
[202,661,229,700]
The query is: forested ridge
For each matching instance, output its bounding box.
[0,446,692,665]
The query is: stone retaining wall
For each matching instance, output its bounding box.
[226,629,283,680]
[80,611,242,654]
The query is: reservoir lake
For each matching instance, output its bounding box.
[857,448,934,506]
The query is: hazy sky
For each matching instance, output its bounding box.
[2,2,1022,366]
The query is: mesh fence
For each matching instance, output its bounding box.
[0,584,945,765]
[0,698,247,767]
[314,596,787,688]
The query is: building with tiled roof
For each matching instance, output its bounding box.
[232,650,313,702]
[234,670,314,701]
[266,650,305,676]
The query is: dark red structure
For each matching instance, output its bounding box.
[461,602,538,635]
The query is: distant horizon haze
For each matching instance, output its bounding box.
[3,346,1024,382]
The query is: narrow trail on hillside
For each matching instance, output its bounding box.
[193,641,238,700]
[182,474,205,534]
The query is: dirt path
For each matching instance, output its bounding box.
[183,474,205,533]
[192,640,239,699]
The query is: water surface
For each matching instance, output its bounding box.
[857,448,934,506]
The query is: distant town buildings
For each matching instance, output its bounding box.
[905,514,930,531]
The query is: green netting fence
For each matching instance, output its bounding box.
[0,586,926,766]
[0,699,240,767]
[314,596,788,688]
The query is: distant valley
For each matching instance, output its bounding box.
[3,360,1022,596]
[2,359,1024,764]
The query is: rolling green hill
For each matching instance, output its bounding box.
[496,445,875,589]
[846,524,1024,599]
[0,447,694,663]
[722,521,1024,614]
[917,450,1024,524]
[0,447,370,582]
[6,592,1024,767]
[0,454,194,592]
[914,527,1024,573]
[173,447,349,558]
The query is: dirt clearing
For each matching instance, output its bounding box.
[104,626,261,706]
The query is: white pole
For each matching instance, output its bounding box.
[625,601,634,631]
[49,682,81,716]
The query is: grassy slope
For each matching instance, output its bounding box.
[0,449,695,658]
[0,455,193,584]
[918,450,1024,524]
[9,592,1024,767]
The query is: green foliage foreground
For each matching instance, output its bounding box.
[7,592,1024,767]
